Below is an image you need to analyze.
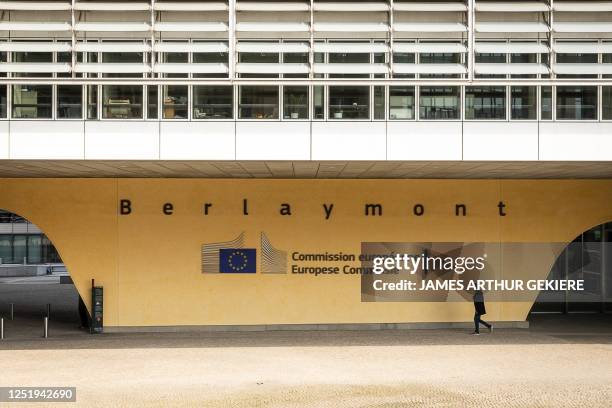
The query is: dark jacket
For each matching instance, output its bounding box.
[473,291,486,315]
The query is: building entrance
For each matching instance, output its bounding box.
[0,210,85,339]
[531,222,612,314]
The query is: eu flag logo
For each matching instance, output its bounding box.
[219,249,257,273]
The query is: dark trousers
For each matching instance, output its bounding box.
[474,313,491,333]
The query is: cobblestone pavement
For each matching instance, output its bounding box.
[0,314,611,407]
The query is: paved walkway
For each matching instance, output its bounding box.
[0,315,611,407]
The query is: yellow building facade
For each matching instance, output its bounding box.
[1,178,611,330]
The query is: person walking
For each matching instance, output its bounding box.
[472,290,492,335]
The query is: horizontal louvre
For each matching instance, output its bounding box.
[0,41,71,52]
[235,63,309,74]
[476,22,549,33]
[154,42,229,53]
[0,62,70,73]
[393,22,467,32]
[314,2,389,12]
[74,63,151,73]
[75,22,151,32]
[237,22,310,32]
[154,1,228,11]
[237,42,309,53]
[553,42,612,54]
[314,63,389,74]
[475,42,548,53]
[74,1,150,11]
[315,42,389,53]
[314,22,389,32]
[393,42,467,53]
[0,1,71,10]
[236,1,308,11]
[553,22,612,33]
[393,63,467,74]
[475,1,549,12]
[553,2,612,12]
[0,22,71,31]
[393,2,467,12]
[153,63,229,74]
[155,22,229,32]
[553,63,612,75]
[474,63,549,75]
[75,42,151,52]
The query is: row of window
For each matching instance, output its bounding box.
[0,85,610,121]
[0,234,61,264]
[3,39,612,79]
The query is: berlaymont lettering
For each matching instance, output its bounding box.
[0,178,611,329]
[118,199,510,218]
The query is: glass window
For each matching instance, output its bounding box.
[329,86,369,119]
[314,86,324,119]
[102,52,143,78]
[161,51,188,78]
[511,52,537,79]
[239,51,279,78]
[475,51,506,79]
[12,85,52,119]
[0,50,6,77]
[465,86,506,120]
[193,44,229,78]
[283,86,308,119]
[556,86,597,120]
[239,86,278,119]
[374,86,385,119]
[603,49,612,79]
[393,51,415,79]
[0,235,11,264]
[419,86,460,120]
[314,48,324,79]
[147,86,158,119]
[42,234,61,263]
[27,235,41,264]
[511,86,536,120]
[87,85,98,120]
[329,50,369,78]
[57,85,83,119]
[603,87,612,120]
[102,85,143,119]
[556,53,598,79]
[0,85,6,118]
[389,86,415,120]
[374,47,386,79]
[420,52,461,78]
[394,51,415,63]
[283,50,308,79]
[193,86,233,119]
[13,235,26,263]
[57,50,82,78]
[12,48,53,77]
[163,86,189,119]
[541,86,552,120]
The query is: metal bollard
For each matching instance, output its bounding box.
[1,318,4,340]
[46,304,51,321]
[43,316,48,339]
[9,303,14,321]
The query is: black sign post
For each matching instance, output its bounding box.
[90,279,103,334]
